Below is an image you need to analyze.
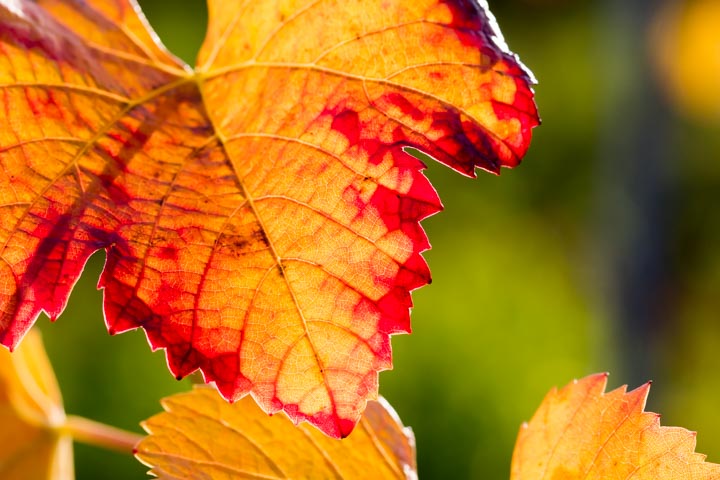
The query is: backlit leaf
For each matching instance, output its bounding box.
[0,0,538,437]
[510,373,720,480]
[135,386,416,480]
[0,329,73,480]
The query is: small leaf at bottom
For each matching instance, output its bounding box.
[136,386,416,479]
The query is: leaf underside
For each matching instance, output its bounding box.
[0,0,537,437]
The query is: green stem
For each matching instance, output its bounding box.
[62,415,143,454]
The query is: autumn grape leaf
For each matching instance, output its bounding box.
[510,373,720,479]
[135,386,416,479]
[0,329,73,479]
[0,0,538,437]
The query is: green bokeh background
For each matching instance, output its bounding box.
[30,0,720,478]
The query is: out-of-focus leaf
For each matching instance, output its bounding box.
[0,329,73,479]
[135,386,416,479]
[510,373,720,479]
[651,0,720,122]
[0,0,537,437]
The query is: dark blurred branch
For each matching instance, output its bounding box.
[594,0,677,385]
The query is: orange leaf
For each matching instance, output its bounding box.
[135,386,416,480]
[0,0,537,437]
[511,373,720,480]
[0,329,73,479]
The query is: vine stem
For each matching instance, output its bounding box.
[61,415,144,454]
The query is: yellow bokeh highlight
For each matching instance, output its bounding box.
[651,0,720,123]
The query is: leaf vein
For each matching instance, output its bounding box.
[202,85,342,436]
[165,399,289,479]
[203,62,521,165]
[251,0,326,62]
[359,415,406,479]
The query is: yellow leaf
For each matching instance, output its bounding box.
[511,373,720,480]
[135,386,416,479]
[0,329,73,480]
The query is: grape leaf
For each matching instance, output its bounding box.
[0,329,73,479]
[135,386,416,480]
[0,0,538,437]
[510,373,720,480]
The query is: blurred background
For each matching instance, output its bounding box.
[33,0,720,478]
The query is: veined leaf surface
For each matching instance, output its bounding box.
[136,387,416,479]
[511,374,720,480]
[0,0,537,437]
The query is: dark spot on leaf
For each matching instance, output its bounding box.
[232,238,249,249]
[158,246,178,261]
[253,227,269,247]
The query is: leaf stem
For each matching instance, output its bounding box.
[61,415,143,454]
